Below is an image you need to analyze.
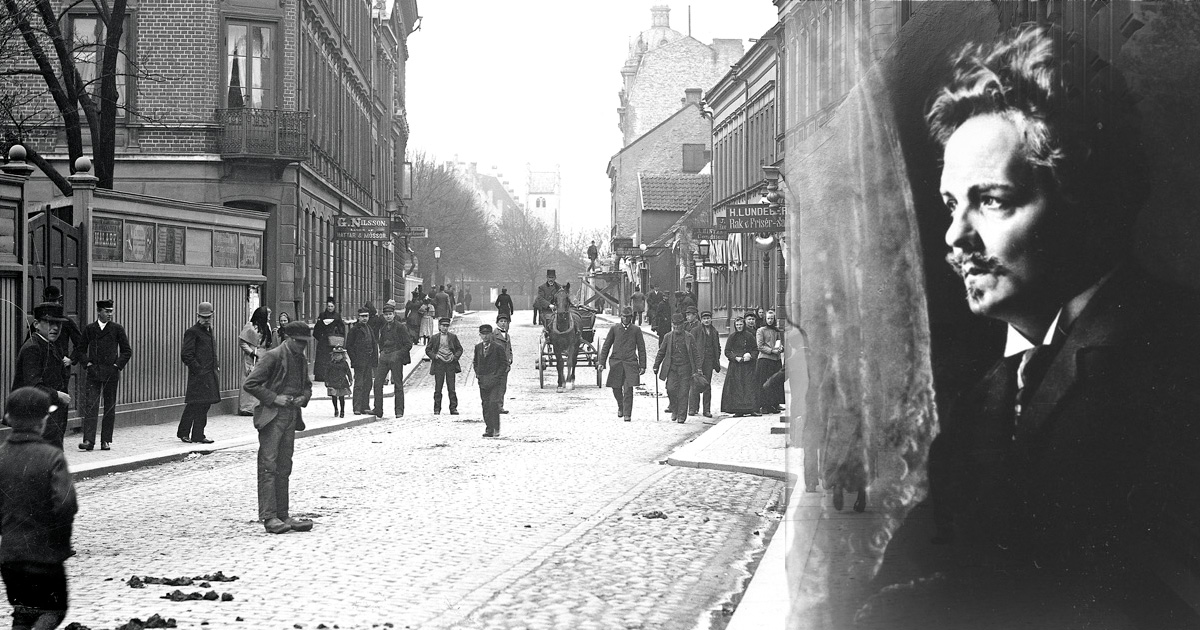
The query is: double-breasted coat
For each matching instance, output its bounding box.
[181,322,221,404]
[598,322,647,388]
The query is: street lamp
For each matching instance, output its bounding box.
[433,246,441,286]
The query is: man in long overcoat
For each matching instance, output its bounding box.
[74,299,132,450]
[425,317,462,414]
[495,288,514,319]
[244,321,315,535]
[178,301,219,444]
[345,307,378,415]
[474,324,509,438]
[598,307,647,422]
[687,310,722,418]
[653,314,702,423]
[534,270,561,325]
[434,286,452,320]
[13,303,72,449]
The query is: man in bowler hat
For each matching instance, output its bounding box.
[425,317,462,414]
[653,313,702,423]
[74,299,132,451]
[34,285,82,367]
[13,303,72,448]
[178,301,219,444]
[474,324,508,437]
[598,306,647,422]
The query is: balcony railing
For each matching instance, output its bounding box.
[215,108,309,161]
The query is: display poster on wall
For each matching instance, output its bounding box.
[157,225,186,264]
[123,221,156,263]
[93,218,122,262]
[213,231,239,268]
[239,234,261,269]
[186,229,212,266]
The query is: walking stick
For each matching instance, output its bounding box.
[654,372,660,422]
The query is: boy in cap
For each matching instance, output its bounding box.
[244,321,315,534]
[74,299,132,451]
[425,317,462,414]
[373,302,413,418]
[493,314,513,414]
[474,324,509,437]
[0,387,77,629]
[14,303,72,449]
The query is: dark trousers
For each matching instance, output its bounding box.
[177,403,210,441]
[480,383,502,434]
[41,403,68,450]
[433,371,457,412]
[2,561,67,629]
[373,354,405,415]
[352,367,374,412]
[498,373,509,411]
[611,386,634,417]
[688,367,714,414]
[666,371,692,421]
[81,375,119,444]
[257,411,296,521]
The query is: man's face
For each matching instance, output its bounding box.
[357,313,369,324]
[98,307,114,324]
[286,337,309,352]
[685,313,696,323]
[941,114,1061,328]
[384,311,395,322]
[198,314,212,328]
[671,322,683,334]
[439,322,450,333]
[36,318,60,341]
[497,320,509,332]
[480,330,494,344]
[701,315,711,326]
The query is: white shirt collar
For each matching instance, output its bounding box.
[97,320,107,330]
[1003,270,1114,358]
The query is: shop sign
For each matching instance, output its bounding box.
[716,203,785,233]
[693,227,728,241]
[334,216,390,241]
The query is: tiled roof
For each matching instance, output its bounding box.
[639,172,711,213]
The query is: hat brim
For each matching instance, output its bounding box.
[289,334,315,341]
[39,315,69,323]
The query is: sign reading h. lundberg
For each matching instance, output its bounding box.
[334,216,390,241]
[716,203,785,233]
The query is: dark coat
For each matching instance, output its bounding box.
[75,320,132,382]
[312,310,345,381]
[495,293,514,315]
[474,341,509,389]
[13,334,67,400]
[345,322,378,369]
[721,330,759,414]
[434,291,452,320]
[691,323,722,373]
[598,322,647,388]
[651,301,672,336]
[425,331,463,374]
[324,359,352,390]
[181,322,221,404]
[0,428,77,563]
[243,342,312,431]
[535,281,561,311]
[653,330,701,382]
[376,319,413,365]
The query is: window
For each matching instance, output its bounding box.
[225,20,274,108]
[683,143,708,174]
[69,16,130,115]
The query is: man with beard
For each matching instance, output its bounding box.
[534,270,561,325]
[13,303,72,449]
[653,314,702,424]
[178,301,219,444]
[878,24,1200,626]
[598,307,646,422]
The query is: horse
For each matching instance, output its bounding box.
[544,283,582,393]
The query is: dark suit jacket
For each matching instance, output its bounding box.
[911,265,1200,615]
[425,332,463,374]
[13,333,67,399]
[653,330,701,382]
[474,342,509,389]
[599,323,647,388]
[345,323,378,369]
[181,322,220,404]
[74,320,132,382]
[376,320,413,365]
[243,343,312,431]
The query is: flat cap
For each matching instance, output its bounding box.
[282,321,313,340]
[671,313,685,325]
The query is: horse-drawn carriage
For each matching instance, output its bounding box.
[537,286,603,390]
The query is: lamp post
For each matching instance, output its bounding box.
[434,246,441,287]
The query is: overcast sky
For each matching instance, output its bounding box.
[405,1,778,235]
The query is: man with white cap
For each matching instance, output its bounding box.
[178,301,219,444]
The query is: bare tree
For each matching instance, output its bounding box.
[493,203,559,299]
[402,152,495,286]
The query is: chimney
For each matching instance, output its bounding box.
[651,5,670,28]
[683,88,702,107]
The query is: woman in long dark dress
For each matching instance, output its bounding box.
[312,296,345,381]
[721,317,759,416]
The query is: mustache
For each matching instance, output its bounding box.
[945,251,1005,278]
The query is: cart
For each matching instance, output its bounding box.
[538,305,603,388]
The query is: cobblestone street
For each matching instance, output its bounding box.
[60,311,785,630]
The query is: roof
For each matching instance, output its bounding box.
[639,172,711,213]
[607,102,703,170]
[528,172,558,195]
[648,189,713,249]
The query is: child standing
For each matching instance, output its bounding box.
[325,345,353,417]
[0,387,77,630]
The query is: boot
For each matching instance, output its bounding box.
[853,488,867,513]
[832,487,844,511]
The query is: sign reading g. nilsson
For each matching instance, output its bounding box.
[334,216,390,241]
[716,203,785,233]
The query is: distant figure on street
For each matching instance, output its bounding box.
[651,295,672,341]
[325,345,352,418]
[688,310,722,418]
[630,286,646,325]
[345,307,378,415]
[587,240,599,273]
[434,286,452,321]
[464,289,473,311]
[238,306,274,415]
[425,318,462,414]
[404,295,423,342]
[178,301,219,444]
[534,270,561,325]
[598,307,647,422]
[74,299,132,451]
[755,309,785,414]
[411,285,424,303]
[474,324,509,438]
[13,303,71,449]
[653,313,702,423]
[493,313,514,415]
[419,298,436,344]
[243,320,315,535]
[0,387,77,630]
[312,297,344,382]
[373,303,413,418]
[447,285,457,312]
[495,288,514,319]
[721,316,759,417]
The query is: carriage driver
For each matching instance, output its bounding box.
[535,269,562,326]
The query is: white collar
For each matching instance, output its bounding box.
[97,320,108,329]
[1003,271,1114,358]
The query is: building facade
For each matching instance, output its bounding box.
[525,165,560,234]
